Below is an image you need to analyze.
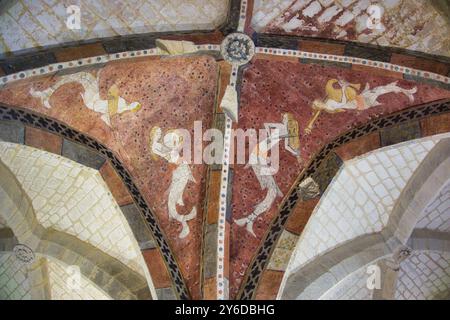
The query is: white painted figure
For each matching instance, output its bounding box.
[30,71,141,126]
[234,114,300,237]
[149,127,196,239]
[305,79,417,133]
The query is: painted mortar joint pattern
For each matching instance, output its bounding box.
[0,107,187,299]
[0,139,158,299]
[252,0,450,59]
[0,0,248,74]
[0,3,448,300]
[0,0,232,55]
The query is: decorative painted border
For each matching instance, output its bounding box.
[0,124,175,299]
[2,44,448,91]
[237,0,250,32]
[2,1,449,299]
[0,42,230,301]
[254,33,450,66]
[238,99,450,299]
[0,105,190,300]
[216,65,239,300]
[0,45,221,87]
[255,47,450,85]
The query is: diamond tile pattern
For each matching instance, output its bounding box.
[396,251,450,300]
[288,134,448,272]
[0,253,31,300]
[416,183,450,233]
[0,142,146,277]
[0,0,230,54]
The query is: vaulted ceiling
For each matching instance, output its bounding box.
[252,0,450,58]
[0,0,229,55]
[279,134,450,300]
[0,142,155,299]
[0,0,449,300]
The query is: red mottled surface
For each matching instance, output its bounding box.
[0,55,218,299]
[230,59,450,298]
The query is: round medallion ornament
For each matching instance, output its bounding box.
[13,244,35,264]
[221,33,255,66]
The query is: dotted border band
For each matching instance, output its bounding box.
[4,44,446,89]
[216,64,238,300]
[255,47,450,85]
[237,0,249,32]
[0,44,220,87]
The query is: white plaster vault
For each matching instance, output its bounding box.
[0,0,230,54]
[280,133,450,300]
[0,142,155,300]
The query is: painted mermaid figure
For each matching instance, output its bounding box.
[235,113,300,237]
[149,127,197,239]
